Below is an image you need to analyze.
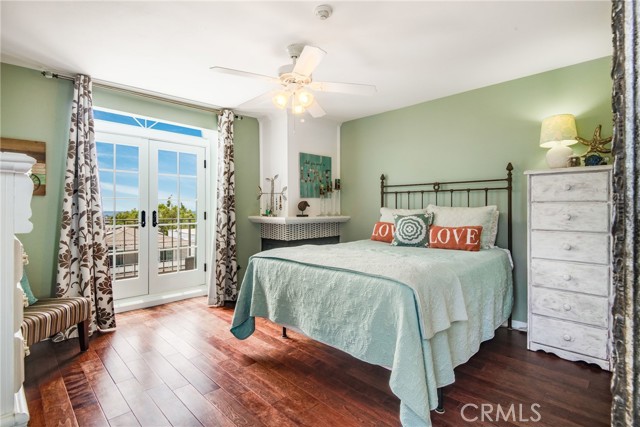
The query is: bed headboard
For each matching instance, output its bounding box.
[379,163,514,253]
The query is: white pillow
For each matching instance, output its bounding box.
[488,210,500,248]
[427,204,498,249]
[380,207,429,223]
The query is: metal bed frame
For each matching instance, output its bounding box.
[380,162,514,413]
[380,162,514,325]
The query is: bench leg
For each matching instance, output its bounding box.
[78,320,90,352]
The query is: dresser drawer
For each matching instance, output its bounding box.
[530,172,610,202]
[531,230,609,264]
[530,287,608,327]
[531,202,609,232]
[530,259,609,296]
[530,315,608,360]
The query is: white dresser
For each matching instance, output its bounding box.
[525,166,612,371]
[1,152,35,427]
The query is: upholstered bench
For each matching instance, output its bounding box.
[21,297,92,354]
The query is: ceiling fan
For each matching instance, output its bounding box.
[210,44,377,118]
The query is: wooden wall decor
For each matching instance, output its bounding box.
[610,1,639,426]
[0,138,46,195]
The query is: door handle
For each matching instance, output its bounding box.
[140,210,146,228]
[152,211,158,227]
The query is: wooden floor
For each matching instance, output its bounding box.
[24,296,611,427]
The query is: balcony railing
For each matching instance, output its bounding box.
[104,216,198,279]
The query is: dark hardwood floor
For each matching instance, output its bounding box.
[24,296,611,426]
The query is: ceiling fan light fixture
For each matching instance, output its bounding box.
[211,42,371,119]
[272,91,290,109]
[296,90,314,108]
[292,104,306,115]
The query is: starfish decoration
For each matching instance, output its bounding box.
[576,125,612,156]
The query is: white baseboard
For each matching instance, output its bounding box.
[114,285,208,313]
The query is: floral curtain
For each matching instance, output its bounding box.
[55,74,115,339]
[208,109,238,306]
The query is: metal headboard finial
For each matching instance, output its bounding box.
[380,174,386,208]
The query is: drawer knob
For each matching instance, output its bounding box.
[563,213,572,221]
[563,243,572,251]
[563,184,573,191]
[563,274,572,281]
[563,334,572,342]
[563,303,572,311]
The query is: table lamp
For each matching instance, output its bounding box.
[539,114,578,168]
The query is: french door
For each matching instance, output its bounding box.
[96,133,207,300]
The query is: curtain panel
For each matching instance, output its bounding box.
[55,74,116,339]
[208,109,238,306]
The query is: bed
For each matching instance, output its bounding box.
[231,164,515,427]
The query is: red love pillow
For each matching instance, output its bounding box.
[429,225,483,251]
[371,222,395,243]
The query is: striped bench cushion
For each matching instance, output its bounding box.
[21,298,91,346]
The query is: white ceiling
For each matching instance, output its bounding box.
[1,1,612,123]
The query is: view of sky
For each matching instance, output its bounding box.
[97,142,198,215]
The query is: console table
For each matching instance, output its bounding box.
[248,216,350,251]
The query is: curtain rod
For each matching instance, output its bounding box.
[41,71,239,118]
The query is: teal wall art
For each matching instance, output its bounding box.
[299,152,332,198]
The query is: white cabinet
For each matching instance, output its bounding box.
[525,166,612,371]
[1,152,35,427]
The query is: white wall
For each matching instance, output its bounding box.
[258,113,340,217]
[258,113,289,215]
[287,117,340,216]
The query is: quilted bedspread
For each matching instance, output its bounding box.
[231,240,513,426]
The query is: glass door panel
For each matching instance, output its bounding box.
[96,133,149,299]
[149,141,206,293]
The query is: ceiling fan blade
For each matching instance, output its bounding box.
[293,46,326,77]
[235,90,277,109]
[309,81,377,96]
[307,100,326,118]
[210,66,279,84]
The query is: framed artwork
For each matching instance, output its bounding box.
[1,138,46,195]
[299,152,331,198]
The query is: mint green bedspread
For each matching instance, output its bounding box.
[231,240,513,426]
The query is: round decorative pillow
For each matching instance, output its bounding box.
[391,213,433,247]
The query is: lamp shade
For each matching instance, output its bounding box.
[539,114,578,148]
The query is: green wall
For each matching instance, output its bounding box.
[1,63,260,297]
[340,57,613,323]
[1,64,72,297]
